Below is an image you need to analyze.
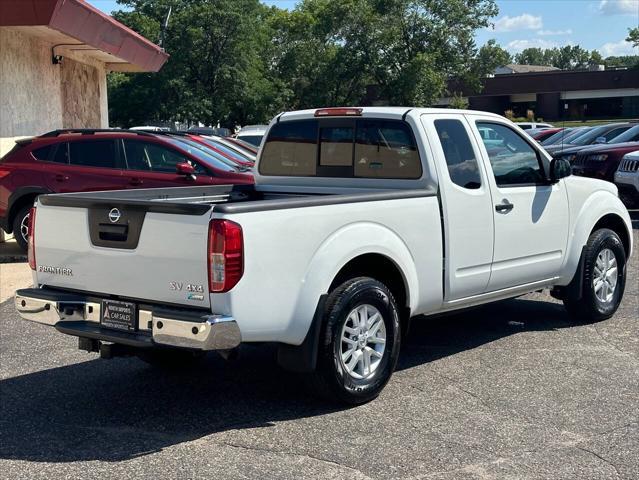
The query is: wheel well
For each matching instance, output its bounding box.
[592,214,630,257]
[7,194,39,233]
[330,253,409,312]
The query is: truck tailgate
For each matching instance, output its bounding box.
[33,202,212,309]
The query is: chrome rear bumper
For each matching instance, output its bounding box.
[15,288,241,351]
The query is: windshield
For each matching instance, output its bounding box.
[570,125,626,146]
[541,129,573,146]
[164,137,241,172]
[542,128,592,146]
[200,138,253,162]
[237,134,264,147]
[607,125,639,144]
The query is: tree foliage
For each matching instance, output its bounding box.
[627,27,639,48]
[108,0,500,127]
[110,0,289,127]
[514,45,604,70]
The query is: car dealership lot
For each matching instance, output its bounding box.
[0,219,637,480]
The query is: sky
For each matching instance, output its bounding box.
[88,0,639,57]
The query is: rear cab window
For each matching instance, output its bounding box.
[259,118,422,179]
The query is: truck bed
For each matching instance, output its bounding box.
[33,184,438,314]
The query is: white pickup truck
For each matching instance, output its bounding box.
[16,107,632,404]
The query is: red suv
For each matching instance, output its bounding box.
[0,129,253,251]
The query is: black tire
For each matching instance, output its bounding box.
[563,228,626,323]
[12,205,31,252]
[307,277,401,405]
[136,349,206,370]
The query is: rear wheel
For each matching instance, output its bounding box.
[563,228,626,323]
[12,205,31,252]
[307,277,401,404]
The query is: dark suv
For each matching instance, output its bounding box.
[0,129,253,251]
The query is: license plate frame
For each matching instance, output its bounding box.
[100,299,137,332]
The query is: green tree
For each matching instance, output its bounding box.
[460,39,510,93]
[107,0,500,126]
[109,0,289,127]
[605,55,639,68]
[627,27,639,48]
[271,0,498,107]
[513,45,630,70]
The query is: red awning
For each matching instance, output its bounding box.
[0,0,169,72]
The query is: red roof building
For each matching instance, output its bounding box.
[0,0,169,152]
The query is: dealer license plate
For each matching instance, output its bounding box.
[100,299,137,331]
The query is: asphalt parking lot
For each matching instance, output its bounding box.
[0,216,637,480]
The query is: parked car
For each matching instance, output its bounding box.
[151,132,255,169]
[220,136,259,156]
[16,107,632,404]
[545,123,635,157]
[615,151,639,208]
[0,129,253,251]
[236,125,268,147]
[187,126,232,137]
[516,122,554,130]
[540,127,589,147]
[205,135,258,161]
[528,127,563,142]
[569,126,639,182]
[194,136,256,165]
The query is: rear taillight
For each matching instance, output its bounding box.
[27,206,36,270]
[0,169,11,180]
[208,219,243,292]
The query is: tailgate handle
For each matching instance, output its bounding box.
[98,223,129,242]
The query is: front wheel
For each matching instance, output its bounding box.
[307,277,401,404]
[563,228,626,323]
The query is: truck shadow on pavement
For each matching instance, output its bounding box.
[0,296,579,463]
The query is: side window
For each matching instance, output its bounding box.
[52,143,70,164]
[33,144,70,164]
[354,120,421,179]
[145,143,190,173]
[31,142,69,164]
[476,122,545,187]
[259,120,318,176]
[31,145,53,162]
[603,127,629,141]
[434,119,481,189]
[122,140,151,170]
[69,140,117,169]
[123,140,206,174]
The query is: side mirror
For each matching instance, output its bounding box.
[595,136,607,144]
[550,157,572,183]
[176,162,195,176]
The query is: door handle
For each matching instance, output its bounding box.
[129,178,143,186]
[495,201,514,213]
[54,174,69,182]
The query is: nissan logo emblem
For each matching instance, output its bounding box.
[108,208,122,223]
